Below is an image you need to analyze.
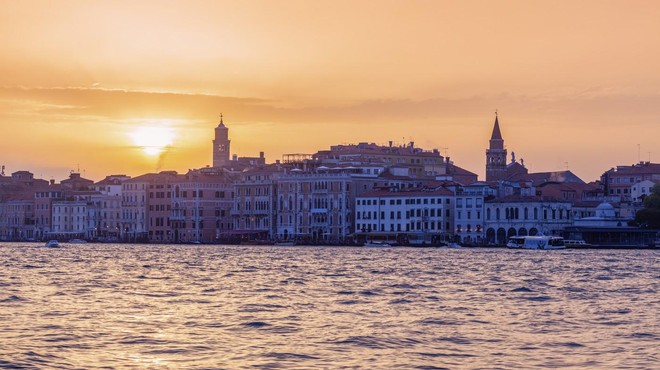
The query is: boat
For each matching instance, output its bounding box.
[407,232,434,247]
[44,240,60,248]
[506,236,525,249]
[274,241,296,246]
[364,241,393,247]
[68,239,87,244]
[515,236,566,250]
[563,239,592,248]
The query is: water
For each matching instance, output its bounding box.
[0,244,657,369]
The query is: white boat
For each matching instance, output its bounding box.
[506,236,525,249]
[563,239,591,248]
[517,236,566,250]
[44,240,60,248]
[364,241,393,247]
[274,241,296,246]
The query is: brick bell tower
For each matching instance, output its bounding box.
[485,111,507,182]
[212,114,231,167]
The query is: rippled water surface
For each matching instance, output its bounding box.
[0,243,658,369]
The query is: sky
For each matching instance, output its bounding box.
[1,0,659,183]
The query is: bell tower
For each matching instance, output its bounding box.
[212,114,231,167]
[485,111,507,182]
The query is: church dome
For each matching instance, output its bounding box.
[595,202,616,218]
[596,202,614,211]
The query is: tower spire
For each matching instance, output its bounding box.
[490,111,502,141]
[485,111,507,181]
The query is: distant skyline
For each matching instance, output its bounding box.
[1,1,659,182]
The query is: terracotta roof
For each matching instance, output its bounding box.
[507,170,585,185]
[125,172,183,183]
[358,188,453,198]
[486,195,569,203]
[606,162,660,175]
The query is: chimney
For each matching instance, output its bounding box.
[260,151,264,158]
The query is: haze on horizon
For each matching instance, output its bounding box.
[1,0,659,183]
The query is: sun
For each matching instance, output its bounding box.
[130,126,174,155]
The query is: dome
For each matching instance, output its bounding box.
[596,202,614,211]
[596,202,616,219]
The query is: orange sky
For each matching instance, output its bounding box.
[1,0,659,182]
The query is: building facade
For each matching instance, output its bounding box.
[355,187,453,245]
[484,196,573,245]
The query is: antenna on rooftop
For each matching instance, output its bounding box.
[1,165,4,176]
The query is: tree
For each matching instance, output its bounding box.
[635,184,660,229]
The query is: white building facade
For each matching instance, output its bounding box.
[355,188,453,245]
[484,196,572,245]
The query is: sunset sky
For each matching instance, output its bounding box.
[1,0,659,182]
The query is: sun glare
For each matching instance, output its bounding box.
[130,126,174,155]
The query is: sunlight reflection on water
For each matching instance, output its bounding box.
[0,244,657,369]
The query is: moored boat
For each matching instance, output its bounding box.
[364,241,393,247]
[506,236,525,249]
[517,236,566,250]
[274,241,296,246]
[563,239,591,248]
[45,240,60,248]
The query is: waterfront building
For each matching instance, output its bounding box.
[34,184,62,241]
[0,171,52,240]
[565,201,657,247]
[171,170,235,243]
[484,195,572,245]
[51,199,89,238]
[94,175,130,240]
[276,168,357,243]
[0,192,35,241]
[146,171,184,243]
[453,182,497,244]
[600,161,660,201]
[122,172,157,243]
[355,186,453,245]
[231,165,282,241]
